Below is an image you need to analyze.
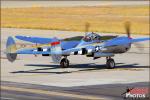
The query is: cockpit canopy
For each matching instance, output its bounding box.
[83,32,101,42]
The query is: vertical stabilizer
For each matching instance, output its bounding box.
[6,36,17,62]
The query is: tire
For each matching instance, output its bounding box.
[60,58,69,68]
[7,53,17,62]
[106,59,115,69]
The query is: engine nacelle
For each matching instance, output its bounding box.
[103,45,131,54]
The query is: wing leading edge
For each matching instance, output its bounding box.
[15,35,57,44]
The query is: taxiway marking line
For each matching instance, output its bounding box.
[0,97,16,100]
[1,86,104,100]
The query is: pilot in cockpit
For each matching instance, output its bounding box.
[83,32,101,42]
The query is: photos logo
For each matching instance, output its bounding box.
[122,87,149,99]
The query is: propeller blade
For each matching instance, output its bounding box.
[85,22,90,34]
[125,21,131,38]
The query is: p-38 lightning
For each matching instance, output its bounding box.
[6,22,150,69]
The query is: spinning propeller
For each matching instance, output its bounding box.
[83,21,145,51]
[125,21,144,51]
[84,22,117,40]
[125,21,131,38]
[85,22,90,34]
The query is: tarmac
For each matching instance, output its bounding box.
[1,28,149,100]
[1,1,150,99]
[1,1,149,8]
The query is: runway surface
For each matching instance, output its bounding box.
[1,81,149,100]
[1,1,149,8]
[1,28,150,99]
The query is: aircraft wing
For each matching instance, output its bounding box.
[15,35,81,51]
[63,36,83,41]
[15,35,57,44]
[15,41,80,55]
[15,35,83,44]
[61,41,80,50]
[103,37,150,47]
[60,37,150,55]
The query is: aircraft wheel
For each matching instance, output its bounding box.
[60,58,69,68]
[106,59,115,69]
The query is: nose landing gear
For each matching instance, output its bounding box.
[106,57,115,69]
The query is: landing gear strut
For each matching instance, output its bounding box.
[60,56,69,68]
[106,57,115,69]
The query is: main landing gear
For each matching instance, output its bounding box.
[60,56,69,68]
[60,56,115,69]
[106,57,115,69]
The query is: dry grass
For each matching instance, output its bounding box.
[1,5,149,35]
